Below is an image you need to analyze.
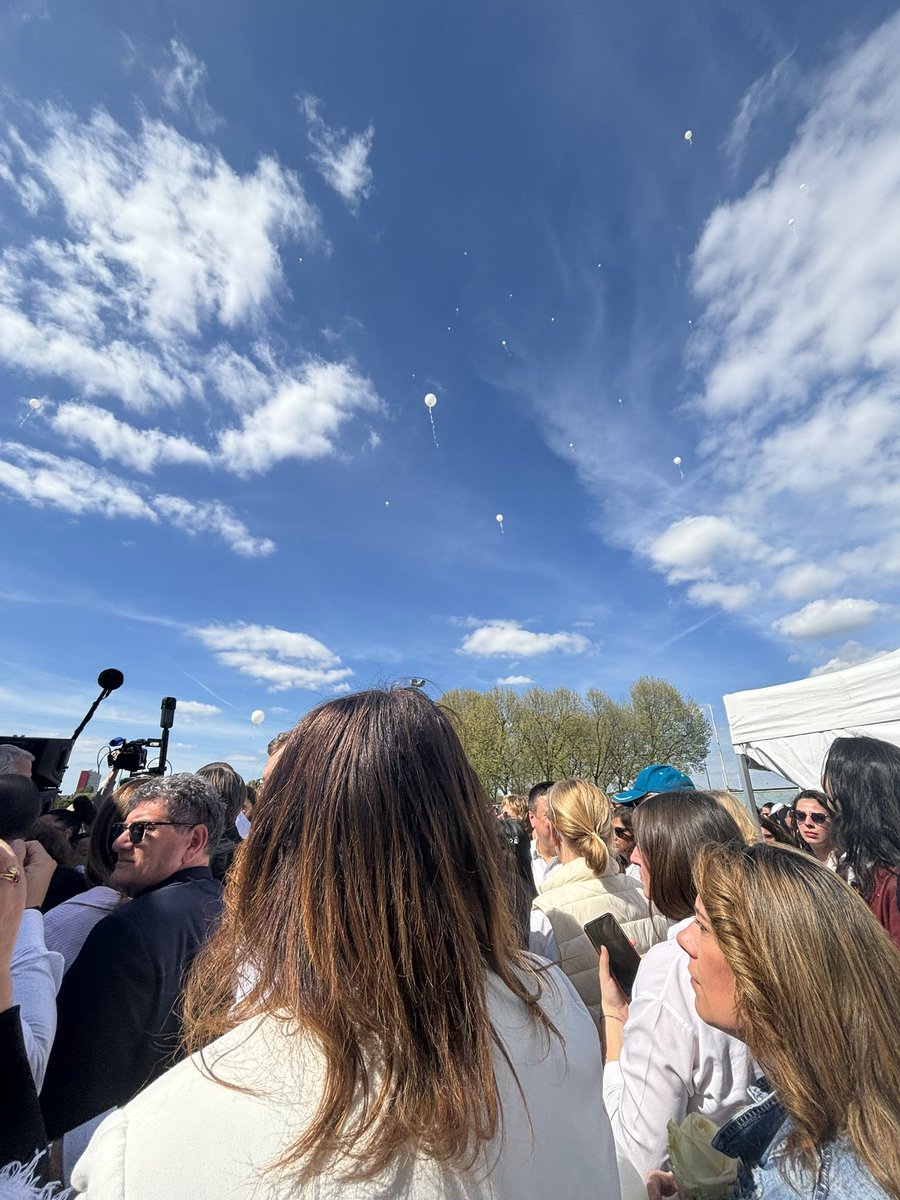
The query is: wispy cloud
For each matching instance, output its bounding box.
[299,94,374,211]
[0,442,274,557]
[192,622,353,692]
[496,674,534,685]
[458,620,590,658]
[153,38,222,134]
[723,54,802,170]
[808,641,890,676]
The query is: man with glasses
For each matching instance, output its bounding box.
[40,774,225,1145]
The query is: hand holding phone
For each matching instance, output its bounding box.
[583,913,641,1000]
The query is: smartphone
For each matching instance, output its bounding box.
[583,913,642,1000]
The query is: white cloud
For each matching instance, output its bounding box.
[217,359,382,474]
[458,621,590,658]
[496,675,534,685]
[774,562,844,601]
[176,700,221,716]
[192,622,352,692]
[723,56,803,169]
[686,581,758,612]
[153,39,222,134]
[0,103,320,406]
[0,442,274,557]
[809,641,890,676]
[300,95,373,211]
[49,402,211,472]
[773,598,883,640]
[647,515,764,581]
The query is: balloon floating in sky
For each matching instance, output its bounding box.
[788,217,798,244]
[18,397,42,427]
[501,339,511,356]
[250,710,265,725]
[423,393,439,448]
[684,130,693,144]
[496,514,505,534]
[673,456,684,480]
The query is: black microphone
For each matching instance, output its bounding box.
[97,668,124,695]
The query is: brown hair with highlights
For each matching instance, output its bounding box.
[694,841,900,1198]
[183,687,554,1183]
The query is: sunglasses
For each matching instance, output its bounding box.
[111,820,198,845]
[795,810,830,827]
[614,826,633,839]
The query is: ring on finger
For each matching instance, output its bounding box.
[0,866,21,883]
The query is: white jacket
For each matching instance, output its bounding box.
[603,918,755,1177]
[531,857,667,1025]
[73,964,623,1200]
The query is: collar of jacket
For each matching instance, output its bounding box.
[713,1080,787,1169]
[538,855,616,891]
[135,865,214,899]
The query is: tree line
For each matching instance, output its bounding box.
[440,677,711,798]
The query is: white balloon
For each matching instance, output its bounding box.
[684,130,693,143]
[424,393,437,409]
[250,709,265,725]
[673,456,682,466]
[28,398,41,410]
[496,514,504,522]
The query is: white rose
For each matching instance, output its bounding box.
[667,1113,739,1200]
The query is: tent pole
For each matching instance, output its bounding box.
[736,753,759,825]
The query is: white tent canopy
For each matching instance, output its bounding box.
[723,649,900,792]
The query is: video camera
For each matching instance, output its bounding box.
[107,696,177,776]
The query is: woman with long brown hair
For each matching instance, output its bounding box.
[650,842,900,1200]
[72,688,621,1199]
[599,792,753,1179]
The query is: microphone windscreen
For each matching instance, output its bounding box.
[97,668,125,691]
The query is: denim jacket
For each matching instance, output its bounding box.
[713,1083,889,1200]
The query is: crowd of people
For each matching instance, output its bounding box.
[0,691,898,1199]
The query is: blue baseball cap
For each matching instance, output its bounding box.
[613,764,696,806]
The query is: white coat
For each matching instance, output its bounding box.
[73,964,623,1200]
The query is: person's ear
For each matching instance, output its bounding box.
[183,822,209,863]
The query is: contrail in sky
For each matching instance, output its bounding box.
[182,672,235,709]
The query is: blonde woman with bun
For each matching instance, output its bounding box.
[530,778,667,1026]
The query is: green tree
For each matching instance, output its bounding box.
[626,676,710,777]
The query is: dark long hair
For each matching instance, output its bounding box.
[633,790,743,920]
[824,736,900,902]
[183,687,554,1182]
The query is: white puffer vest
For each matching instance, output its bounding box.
[532,856,668,1028]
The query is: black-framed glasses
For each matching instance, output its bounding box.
[111,820,198,845]
[796,810,830,826]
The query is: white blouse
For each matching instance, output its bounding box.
[603,917,754,1178]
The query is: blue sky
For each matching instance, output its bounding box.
[1,0,899,787]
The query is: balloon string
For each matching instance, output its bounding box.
[18,411,33,428]
[428,410,439,449]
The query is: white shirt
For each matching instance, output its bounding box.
[530,842,559,891]
[74,963,622,1200]
[529,907,560,960]
[11,908,64,1089]
[43,886,124,974]
[602,917,754,1178]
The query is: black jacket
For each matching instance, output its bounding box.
[40,866,224,1139]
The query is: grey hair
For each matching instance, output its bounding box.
[125,772,226,846]
[0,744,34,774]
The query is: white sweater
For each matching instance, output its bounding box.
[603,918,754,1178]
[74,964,623,1200]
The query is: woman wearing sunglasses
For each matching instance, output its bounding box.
[599,791,754,1180]
[650,842,900,1200]
[791,789,838,869]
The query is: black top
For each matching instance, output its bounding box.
[40,863,89,914]
[40,866,224,1139]
[0,1005,48,1171]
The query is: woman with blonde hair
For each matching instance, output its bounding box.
[73,689,621,1199]
[530,778,666,1026]
[650,842,900,1199]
